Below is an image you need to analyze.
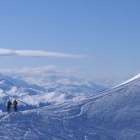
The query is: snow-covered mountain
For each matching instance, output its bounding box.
[0,70,106,111]
[0,73,139,139]
[11,68,107,95]
[0,68,107,106]
[0,73,45,94]
[0,74,47,111]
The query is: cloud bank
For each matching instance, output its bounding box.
[0,48,83,58]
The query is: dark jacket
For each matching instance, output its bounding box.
[13,100,18,111]
[7,100,12,112]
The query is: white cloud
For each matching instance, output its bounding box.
[0,48,83,58]
[0,48,15,56]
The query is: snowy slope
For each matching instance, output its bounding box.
[114,73,140,88]
[0,74,139,139]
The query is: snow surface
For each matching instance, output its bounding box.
[0,72,139,140]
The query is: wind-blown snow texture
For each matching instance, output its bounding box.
[0,72,139,140]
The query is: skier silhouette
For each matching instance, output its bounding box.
[13,100,18,112]
[7,100,12,112]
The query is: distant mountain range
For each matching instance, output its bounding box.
[0,69,107,111]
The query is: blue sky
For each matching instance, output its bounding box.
[0,0,140,82]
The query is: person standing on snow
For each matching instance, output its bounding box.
[13,100,18,112]
[7,100,12,112]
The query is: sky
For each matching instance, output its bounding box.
[0,0,140,82]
